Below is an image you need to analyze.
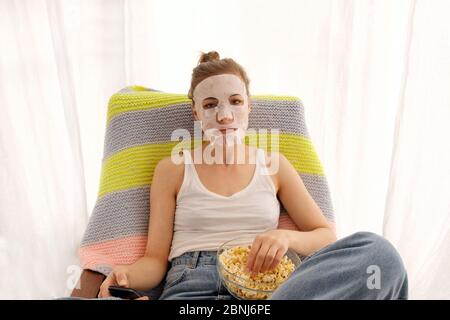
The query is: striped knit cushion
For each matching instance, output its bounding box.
[79,85,335,276]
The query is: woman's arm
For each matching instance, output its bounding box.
[134,156,182,289]
[100,156,181,294]
[275,152,336,255]
[246,152,336,274]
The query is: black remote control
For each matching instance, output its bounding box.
[108,286,144,300]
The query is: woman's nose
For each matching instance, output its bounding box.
[216,110,234,123]
[216,115,234,124]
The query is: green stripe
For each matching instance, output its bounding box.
[245,133,324,175]
[98,133,324,197]
[250,95,301,101]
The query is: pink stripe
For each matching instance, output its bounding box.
[80,220,337,270]
[79,235,147,269]
[277,215,300,230]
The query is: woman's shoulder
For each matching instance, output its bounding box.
[257,148,285,192]
[156,153,185,169]
[256,148,281,167]
[154,154,185,188]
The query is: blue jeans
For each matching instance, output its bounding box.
[158,232,408,300]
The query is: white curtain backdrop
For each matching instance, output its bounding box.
[0,0,449,299]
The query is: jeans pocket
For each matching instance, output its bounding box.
[164,264,189,290]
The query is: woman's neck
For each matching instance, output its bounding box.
[197,141,250,166]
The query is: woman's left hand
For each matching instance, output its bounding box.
[245,230,290,275]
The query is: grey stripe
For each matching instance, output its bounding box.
[81,187,151,245]
[90,265,113,276]
[81,173,333,245]
[102,100,307,161]
[280,174,335,222]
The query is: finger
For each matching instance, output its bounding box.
[135,296,150,300]
[98,285,111,298]
[267,249,285,271]
[252,243,271,274]
[246,238,262,273]
[261,246,278,273]
[98,278,113,298]
[116,272,129,288]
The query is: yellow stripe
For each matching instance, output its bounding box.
[244,133,324,175]
[128,86,149,92]
[107,92,189,123]
[125,85,302,101]
[250,95,301,101]
[98,133,323,197]
[107,92,302,123]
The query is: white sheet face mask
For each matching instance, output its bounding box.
[192,74,250,147]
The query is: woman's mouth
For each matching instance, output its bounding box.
[219,128,237,134]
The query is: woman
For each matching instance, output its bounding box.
[98,51,408,300]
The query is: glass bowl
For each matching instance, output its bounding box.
[216,236,302,300]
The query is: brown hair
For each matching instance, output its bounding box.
[187,51,251,107]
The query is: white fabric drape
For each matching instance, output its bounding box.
[0,0,448,299]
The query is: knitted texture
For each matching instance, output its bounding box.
[79,85,335,276]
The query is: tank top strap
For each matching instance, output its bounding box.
[181,148,197,177]
[254,148,277,194]
[179,147,276,198]
[177,149,197,199]
[255,148,266,173]
[182,148,192,164]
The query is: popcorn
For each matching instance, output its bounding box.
[218,245,296,299]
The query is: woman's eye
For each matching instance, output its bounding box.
[233,100,242,104]
[204,104,216,109]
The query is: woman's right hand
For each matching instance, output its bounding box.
[98,265,132,298]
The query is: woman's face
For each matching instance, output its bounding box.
[192,74,251,137]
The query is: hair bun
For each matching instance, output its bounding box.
[198,51,220,65]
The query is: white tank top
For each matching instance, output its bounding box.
[168,147,280,261]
